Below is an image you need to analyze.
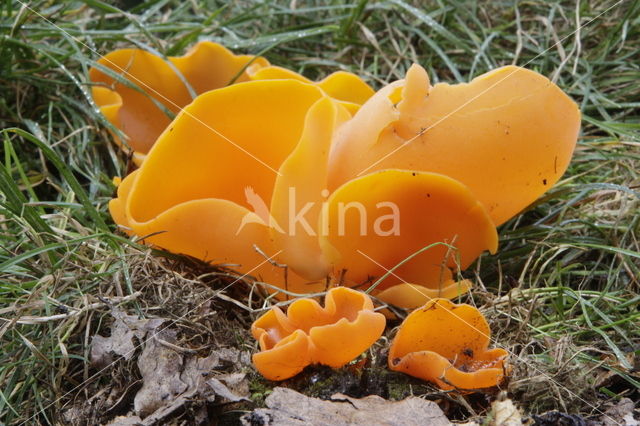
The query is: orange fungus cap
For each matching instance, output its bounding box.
[89,41,269,161]
[251,287,386,380]
[389,298,508,391]
[329,64,581,225]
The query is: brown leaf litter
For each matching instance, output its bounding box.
[241,387,451,426]
[65,305,252,425]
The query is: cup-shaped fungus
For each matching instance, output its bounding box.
[251,287,386,380]
[109,79,348,293]
[318,170,498,308]
[91,42,374,164]
[263,72,498,307]
[108,59,579,311]
[328,64,581,226]
[246,64,374,114]
[90,41,269,164]
[109,75,498,308]
[388,298,508,391]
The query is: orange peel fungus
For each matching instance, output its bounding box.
[251,287,386,381]
[90,41,269,164]
[108,76,498,307]
[105,56,580,310]
[329,64,581,226]
[388,298,508,391]
[108,79,346,294]
[246,64,374,114]
[90,42,373,164]
[319,169,498,308]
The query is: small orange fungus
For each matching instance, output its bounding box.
[251,287,386,381]
[388,298,508,391]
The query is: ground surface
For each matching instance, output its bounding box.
[0,0,638,425]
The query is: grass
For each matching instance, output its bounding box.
[1,0,638,424]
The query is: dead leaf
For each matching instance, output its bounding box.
[131,327,249,422]
[599,398,638,426]
[207,373,250,403]
[89,308,252,424]
[105,415,143,426]
[216,346,252,368]
[490,396,523,426]
[134,329,187,417]
[241,387,451,426]
[90,308,165,368]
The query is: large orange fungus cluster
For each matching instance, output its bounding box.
[91,40,580,389]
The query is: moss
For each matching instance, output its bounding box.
[387,382,411,401]
[248,372,274,407]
